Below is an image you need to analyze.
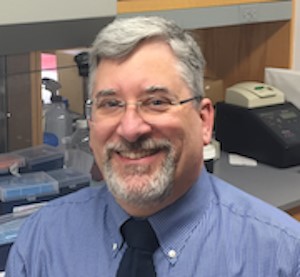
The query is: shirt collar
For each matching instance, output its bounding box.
[105,190,130,256]
[105,167,214,262]
[149,167,214,263]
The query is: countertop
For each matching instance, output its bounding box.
[214,152,300,210]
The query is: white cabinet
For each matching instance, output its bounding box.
[0,0,116,25]
[0,0,116,55]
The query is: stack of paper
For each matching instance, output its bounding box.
[265,67,300,109]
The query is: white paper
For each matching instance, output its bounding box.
[265,67,300,109]
[229,153,257,167]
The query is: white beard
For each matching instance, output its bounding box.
[102,138,176,207]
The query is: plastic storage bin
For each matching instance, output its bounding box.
[12,144,64,173]
[0,153,25,175]
[0,169,90,215]
[47,168,91,195]
[0,172,59,202]
[0,172,59,215]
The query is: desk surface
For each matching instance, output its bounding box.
[214,152,300,210]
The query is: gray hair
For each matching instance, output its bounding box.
[88,16,206,100]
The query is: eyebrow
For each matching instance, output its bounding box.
[93,86,170,100]
[94,89,117,99]
[145,85,170,94]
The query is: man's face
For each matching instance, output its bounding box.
[89,40,213,213]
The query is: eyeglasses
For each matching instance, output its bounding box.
[86,94,202,121]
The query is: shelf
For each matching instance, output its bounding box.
[0,0,116,55]
[118,0,283,14]
[117,1,292,29]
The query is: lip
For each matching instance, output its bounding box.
[113,148,164,165]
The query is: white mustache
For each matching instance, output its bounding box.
[105,138,172,159]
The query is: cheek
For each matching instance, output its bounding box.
[158,122,189,162]
[159,112,202,149]
[175,115,203,162]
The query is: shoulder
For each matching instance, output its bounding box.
[46,182,107,206]
[209,174,300,240]
[38,182,106,209]
[6,184,112,273]
[15,184,108,242]
[29,183,107,221]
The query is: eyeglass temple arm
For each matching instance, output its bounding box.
[178,96,202,105]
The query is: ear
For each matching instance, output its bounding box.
[199,98,214,145]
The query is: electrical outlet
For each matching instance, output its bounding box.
[239,6,258,23]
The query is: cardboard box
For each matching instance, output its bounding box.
[204,78,224,105]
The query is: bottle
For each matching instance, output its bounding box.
[70,119,91,154]
[65,119,93,173]
[44,95,72,146]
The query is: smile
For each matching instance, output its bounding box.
[116,148,160,160]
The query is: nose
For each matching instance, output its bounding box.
[116,106,152,142]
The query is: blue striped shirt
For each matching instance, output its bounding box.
[5,168,300,276]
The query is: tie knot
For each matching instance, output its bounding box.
[121,218,159,253]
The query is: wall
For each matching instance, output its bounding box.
[292,0,300,69]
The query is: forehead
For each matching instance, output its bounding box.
[93,40,189,98]
[94,85,171,100]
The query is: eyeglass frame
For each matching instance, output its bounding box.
[85,95,202,121]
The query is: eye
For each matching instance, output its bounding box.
[151,99,168,106]
[142,96,173,111]
[149,97,172,106]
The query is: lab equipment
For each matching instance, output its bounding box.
[225,81,284,108]
[215,82,300,168]
[42,78,72,146]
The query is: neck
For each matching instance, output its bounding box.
[115,164,204,217]
[117,199,170,218]
[116,179,195,217]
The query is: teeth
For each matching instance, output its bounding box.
[118,149,157,159]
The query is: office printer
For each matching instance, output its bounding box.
[215,82,300,168]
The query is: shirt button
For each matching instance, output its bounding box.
[112,243,118,251]
[168,249,177,258]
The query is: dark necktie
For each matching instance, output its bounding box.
[116,218,159,277]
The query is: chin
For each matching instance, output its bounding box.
[105,160,175,207]
[103,138,177,206]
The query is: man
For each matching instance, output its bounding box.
[5,16,300,276]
